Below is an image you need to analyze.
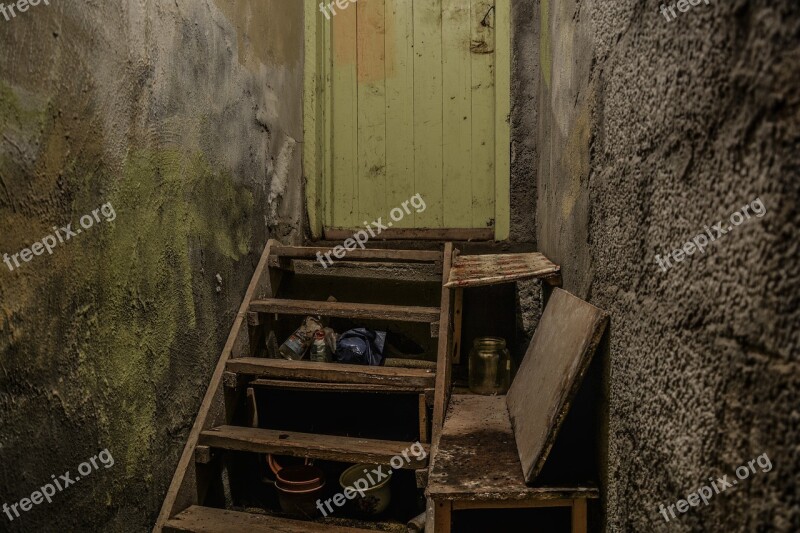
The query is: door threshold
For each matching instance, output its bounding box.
[323,228,495,242]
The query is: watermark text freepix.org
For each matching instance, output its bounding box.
[658,452,772,523]
[3,202,116,272]
[655,197,765,273]
[319,0,355,20]
[660,0,712,23]
[315,441,427,517]
[3,449,115,522]
[316,194,426,269]
[0,0,50,23]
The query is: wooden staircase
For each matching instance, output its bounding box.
[156,240,456,532]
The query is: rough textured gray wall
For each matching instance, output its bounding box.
[510,1,543,345]
[510,0,539,244]
[535,0,798,531]
[0,0,303,530]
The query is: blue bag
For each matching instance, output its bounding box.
[335,328,387,366]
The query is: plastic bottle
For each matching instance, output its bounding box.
[309,330,331,363]
[323,327,338,354]
[279,317,323,360]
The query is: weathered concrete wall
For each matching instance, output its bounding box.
[510,0,539,243]
[535,0,798,531]
[0,0,303,530]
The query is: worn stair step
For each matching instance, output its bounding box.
[164,505,374,532]
[272,244,441,263]
[250,298,440,323]
[199,426,428,469]
[227,358,435,389]
[289,259,443,283]
[250,378,431,396]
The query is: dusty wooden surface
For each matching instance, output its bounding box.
[383,358,437,370]
[452,288,463,364]
[249,378,426,394]
[250,298,440,323]
[432,243,456,438]
[199,426,428,469]
[419,393,430,443]
[506,288,609,484]
[427,395,599,501]
[428,243,455,529]
[291,259,443,282]
[193,446,212,465]
[227,358,435,389]
[164,506,375,533]
[444,252,560,288]
[272,245,441,263]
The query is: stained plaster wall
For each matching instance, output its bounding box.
[0,0,304,530]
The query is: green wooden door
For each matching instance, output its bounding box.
[304,0,510,239]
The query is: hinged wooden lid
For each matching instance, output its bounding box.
[506,288,609,484]
[444,252,560,288]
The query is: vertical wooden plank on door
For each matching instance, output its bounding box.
[494,0,511,240]
[442,0,473,228]
[331,0,358,228]
[322,10,333,229]
[357,0,387,225]
[384,0,415,228]
[304,0,326,236]
[470,0,496,229]
[413,0,444,228]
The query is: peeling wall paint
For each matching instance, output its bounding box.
[0,1,304,530]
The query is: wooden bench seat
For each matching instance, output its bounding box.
[426,288,608,532]
[427,395,597,531]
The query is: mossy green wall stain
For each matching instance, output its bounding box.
[0,1,303,529]
[0,81,50,231]
[0,81,45,129]
[67,149,255,475]
[0,80,99,252]
[1,83,256,476]
[0,82,59,359]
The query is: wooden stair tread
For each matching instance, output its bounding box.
[164,506,373,533]
[250,378,428,394]
[250,298,440,322]
[290,259,443,282]
[272,244,441,263]
[199,426,428,469]
[227,358,435,389]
